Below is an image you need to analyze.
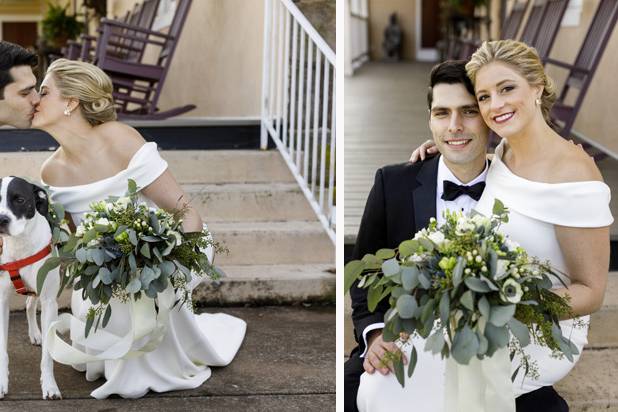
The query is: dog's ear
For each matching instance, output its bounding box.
[32,184,49,218]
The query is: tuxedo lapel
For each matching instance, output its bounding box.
[412,156,440,231]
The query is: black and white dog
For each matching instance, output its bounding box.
[0,177,61,399]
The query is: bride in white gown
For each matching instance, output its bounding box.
[358,40,612,411]
[33,59,246,399]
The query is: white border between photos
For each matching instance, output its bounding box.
[336,0,345,410]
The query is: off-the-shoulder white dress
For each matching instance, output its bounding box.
[45,142,247,399]
[357,140,613,411]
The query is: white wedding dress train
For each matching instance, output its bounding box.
[45,142,246,399]
[357,140,613,411]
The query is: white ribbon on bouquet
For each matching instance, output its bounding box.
[44,286,176,365]
[444,346,515,412]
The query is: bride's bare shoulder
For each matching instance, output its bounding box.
[551,140,603,183]
[40,149,68,186]
[96,121,147,162]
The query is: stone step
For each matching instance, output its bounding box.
[0,150,295,184]
[193,264,335,305]
[10,264,335,311]
[186,182,316,222]
[209,221,334,265]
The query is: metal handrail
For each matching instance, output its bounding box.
[260,0,336,244]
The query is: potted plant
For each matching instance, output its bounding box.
[41,2,84,49]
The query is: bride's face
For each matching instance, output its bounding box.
[32,74,71,130]
[474,61,543,138]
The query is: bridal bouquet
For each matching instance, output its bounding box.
[344,200,579,387]
[38,179,223,338]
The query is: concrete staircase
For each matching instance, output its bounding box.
[344,272,618,411]
[0,149,335,309]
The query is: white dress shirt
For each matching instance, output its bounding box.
[359,156,488,357]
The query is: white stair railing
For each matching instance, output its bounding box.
[260,0,336,244]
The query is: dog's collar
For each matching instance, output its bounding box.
[0,242,52,296]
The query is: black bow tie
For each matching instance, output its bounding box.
[441,180,486,201]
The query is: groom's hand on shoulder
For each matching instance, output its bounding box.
[363,330,406,376]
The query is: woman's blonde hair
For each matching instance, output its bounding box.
[465,40,556,124]
[46,58,116,126]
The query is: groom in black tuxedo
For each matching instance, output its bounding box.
[344,61,569,412]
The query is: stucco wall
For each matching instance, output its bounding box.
[108,0,265,118]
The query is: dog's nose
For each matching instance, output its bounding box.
[0,215,10,226]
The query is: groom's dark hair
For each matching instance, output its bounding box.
[427,60,476,110]
[0,41,38,100]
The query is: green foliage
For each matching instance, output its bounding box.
[38,180,223,338]
[345,199,579,387]
[42,2,84,47]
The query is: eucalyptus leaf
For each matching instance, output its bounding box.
[484,323,509,348]
[102,305,112,328]
[508,318,530,347]
[479,274,499,291]
[464,277,491,293]
[376,248,395,260]
[460,290,474,311]
[85,314,94,338]
[344,260,365,293]
[489,304,516,327]
[452,256,466,287]
[92,248,105,266]
[367,285,384,312]
[36,256,61,294]
[451,325,479,364]
[399,240,419,258]
[418,271,431,289]
[407,345,418,378]
[126,277,142,294]
[488,249,498,278]
[128,254,137,273]
[478,296,490,318]
[75,248,87,264]
[401,266,419,291]
[382,258,400,277]
[140,243,151,259]
[128,229,138,246]
[425,329,446,354]
[83,229,97,244]
[439,293,450,325]
[393,357,405,388]
[361,254,382,270]
[396,294,418,319]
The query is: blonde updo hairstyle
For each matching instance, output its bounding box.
[465,40,557,124]
[46,58,116,126]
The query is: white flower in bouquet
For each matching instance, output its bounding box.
[427,230,446,246]
[500,278,523,303]
[75,224,86,238]
[494,259,511,280]
[455,217,475,235]
[504,237,520,252]
[95,218,110,227]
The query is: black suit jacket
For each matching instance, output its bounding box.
[349,156,440,357]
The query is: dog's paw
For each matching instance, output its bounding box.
[41,377,61,400]
[29,328,42,346]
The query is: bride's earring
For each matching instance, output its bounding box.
[535,98,541,106]
[64,107,71,116]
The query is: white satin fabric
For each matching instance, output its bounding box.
[44,142,246,399]
[357,140,613,411]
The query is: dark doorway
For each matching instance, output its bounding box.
[2,22,38,50]
[421,0,442,48]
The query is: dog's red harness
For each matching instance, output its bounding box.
[0,242,52,296]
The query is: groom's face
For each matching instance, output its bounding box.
[0,65,39,129]
[429,83,488,166]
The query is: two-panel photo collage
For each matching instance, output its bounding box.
[0,0,615,411]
